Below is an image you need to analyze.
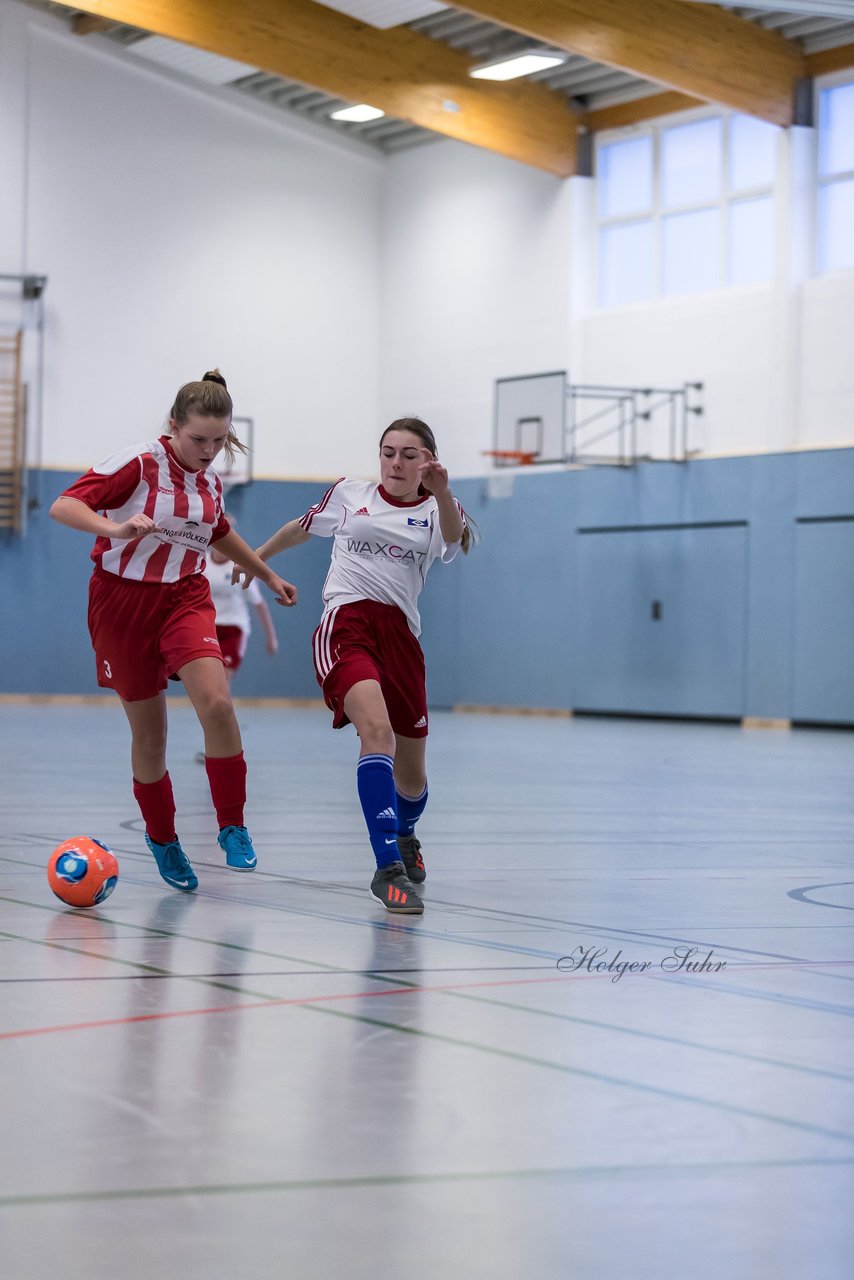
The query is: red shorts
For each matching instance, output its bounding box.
[217,625,248,672]
[312,600,428,737]
[88,568,223,702]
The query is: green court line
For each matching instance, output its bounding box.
[0,930,280,1002]
[2,1156,853,1209]
[365,970,854,1085]
[3,894,852,1088]
[0,893,347,972]
[304,1004,854,1147]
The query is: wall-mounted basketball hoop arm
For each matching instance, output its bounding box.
[0,273,48,532]
[567,382,705,465]
[491,371,704,468]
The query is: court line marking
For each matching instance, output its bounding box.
[303,1004,854,1146]
[788,882,854,912]
[7,851,854,990]
[2,932,854,1143]
[2,1156,853,1209]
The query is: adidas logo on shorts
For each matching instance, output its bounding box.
[413,716,427,729]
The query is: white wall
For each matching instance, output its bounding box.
[4,0,854,484]
[800,271,854,445]
[380,114,854,473]
[1,0,383,479]
[379,138,574,476]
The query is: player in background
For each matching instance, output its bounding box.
[234,416,474,914]
[49,370,297,892]
[196,523,279,762]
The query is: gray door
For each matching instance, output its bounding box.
[792,519,854,724]
[574,524,748,717]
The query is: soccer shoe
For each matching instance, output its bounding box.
[370,861,424,914]
[396,834,426,884]
[144,833,199,893]
[217,825,257,871]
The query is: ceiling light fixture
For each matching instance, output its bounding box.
[329,103,385,122]
[470,52,566,82]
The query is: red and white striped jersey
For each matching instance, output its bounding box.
[61,436,230,583]
[299,479,463,636]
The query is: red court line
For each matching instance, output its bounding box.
[0,973,575,1041]
[0,958,849,1042]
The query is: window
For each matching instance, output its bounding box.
[817,80,854,273]
[597,112,779,305]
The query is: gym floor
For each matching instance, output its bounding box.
[1,702,852,1280]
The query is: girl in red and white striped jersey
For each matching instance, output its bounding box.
[237,417,474,915]
[50,370,297,892]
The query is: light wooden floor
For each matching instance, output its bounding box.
[1,703,853,1280]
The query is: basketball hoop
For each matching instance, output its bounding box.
[482,449,538,466]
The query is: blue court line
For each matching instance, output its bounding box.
[371,973,854,1086]
[7,846,854,1024]
[307,1003,854,1147]
[5,837,849,975]
[648,971,854,1018]
[6,892,852,1086]
[3,898,850,1085]
[788,882,854,912]
[5,879,854,1025]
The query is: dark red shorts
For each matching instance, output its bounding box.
[88,568,223,702]
[216,625,247,672]
[311,600,428,737]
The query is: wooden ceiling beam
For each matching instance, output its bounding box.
[805,43,854,76]
[583,91,701,133]
[64,0,580,176]
[455,0,806,125]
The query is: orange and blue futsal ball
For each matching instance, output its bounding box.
[47,837,119,908]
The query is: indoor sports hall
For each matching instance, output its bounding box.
[1,3,853,1279]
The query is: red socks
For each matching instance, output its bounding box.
[133,756,246,840]
[133,772,176,845]
[204,752,247,829]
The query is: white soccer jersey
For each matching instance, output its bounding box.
[204,558,262,633]
[299,479,463,636]
[61,436,229,583]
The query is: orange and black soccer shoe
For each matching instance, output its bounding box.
[369,861,424,914]
[396,834,426,884]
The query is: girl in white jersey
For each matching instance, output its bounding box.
[242,417,472,914]
[50,371,297,893]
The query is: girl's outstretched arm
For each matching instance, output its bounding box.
[216,527,297,607]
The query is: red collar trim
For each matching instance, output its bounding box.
[161,434,201,474]
[378,484,429,508]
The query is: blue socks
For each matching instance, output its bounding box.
[357,754,399,868]
[396,783,428,836]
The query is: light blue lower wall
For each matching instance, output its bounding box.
[2,449,853,722]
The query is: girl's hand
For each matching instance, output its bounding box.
[418,457,449,496]
[266,574,297,607]
[109,514,160,540]
[266,636,279,656]
[232,566,255,589]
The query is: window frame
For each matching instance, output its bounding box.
[815,71,854,276]
[594,106,779,307]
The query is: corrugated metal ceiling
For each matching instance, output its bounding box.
[22,2,854,153]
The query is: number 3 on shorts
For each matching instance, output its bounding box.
[103,659,112,679]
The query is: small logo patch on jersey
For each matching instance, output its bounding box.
[157,487,175,496]
[413,715,427,729]
[203,636,219,644]
[354,507,369,516]
[407,517,429,527]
